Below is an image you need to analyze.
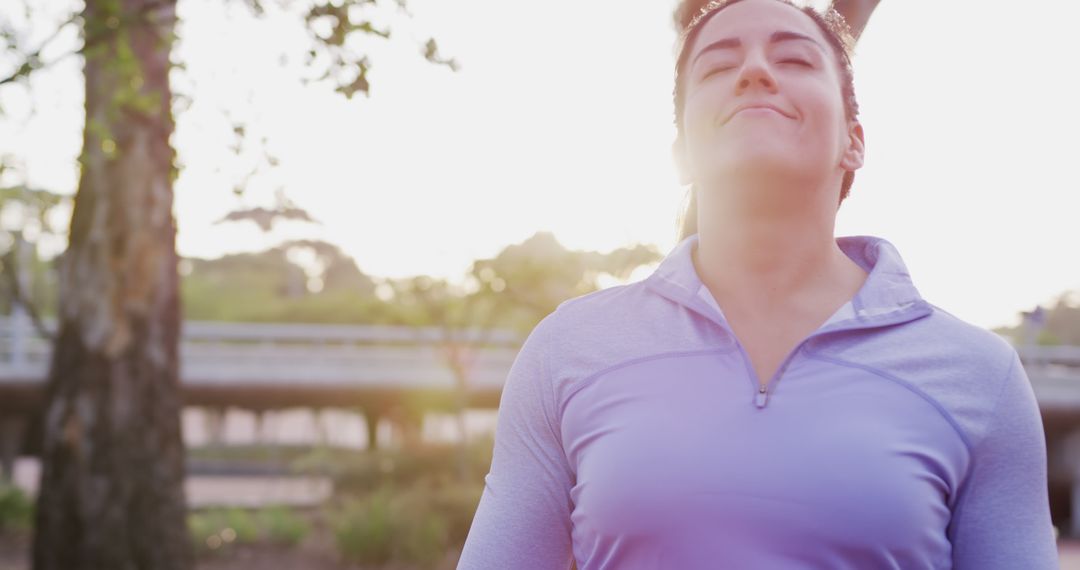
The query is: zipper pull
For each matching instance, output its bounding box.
[755,383,768,408]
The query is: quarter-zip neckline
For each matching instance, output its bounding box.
[643,233,935,408]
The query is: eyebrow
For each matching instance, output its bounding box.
[691,30,825,68]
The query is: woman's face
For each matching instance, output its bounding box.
[679,0,862,196]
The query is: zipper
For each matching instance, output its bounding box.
[733,302,933,409]
[642,273,935,410]
[732,335,798,409]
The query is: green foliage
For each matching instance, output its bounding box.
[1037,329,1062,346]
[189,507,259,555]
[296,0,459,99]
[222,507,261,542]
[178,245,393,323]
[189,505,307,555]
[258,505,311,546]
[330,479,482,568]
[331,488,396,565]
[290,436,495,495]
[188,510,224,555]
[996,292,1080,346]
[180,242,395,323]
[467,231,663,333]
[0,184,65,318]
[0,481,34,531]
[426,478,486,546]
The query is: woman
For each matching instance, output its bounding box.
[458,1,1058,568]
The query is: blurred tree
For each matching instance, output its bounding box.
[0,0,458,568]
[0,181,66,335]
[993,292,1080,347]
[1042,292,1080,346]
[181,239,385,323]
[387,231,660,480]
[469,231,661,333]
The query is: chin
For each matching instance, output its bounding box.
[711,149,802,179]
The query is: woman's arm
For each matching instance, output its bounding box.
[829,0,882,42]
[457,316,576,569]
[946,349,1059,569]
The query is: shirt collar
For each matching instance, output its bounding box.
[643,232,933,336]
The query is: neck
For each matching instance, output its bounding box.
[691,176,861,307]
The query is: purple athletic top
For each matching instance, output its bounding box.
[458,233,1057,569]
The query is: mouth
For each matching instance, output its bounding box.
[723,104,794,125]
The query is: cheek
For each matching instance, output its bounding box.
[680,97,708,143]
[798,83,846,136]
[681,90,725,153]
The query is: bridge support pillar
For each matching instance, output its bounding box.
[363,409,380,451]
[253,409,270,446]
[314,408,330,447]
[203,407,226,447]
[1063,429,1080,537]
[385,404,424,450]
[0,415,25,483]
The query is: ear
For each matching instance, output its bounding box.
[672,136,693,185]
[839,120,865,172]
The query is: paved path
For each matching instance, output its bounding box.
[7,458,331,508]
[1061,539,1080,568]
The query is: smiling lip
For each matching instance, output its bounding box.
[725,103,793,123]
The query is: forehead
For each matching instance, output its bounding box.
[689,0,830,57]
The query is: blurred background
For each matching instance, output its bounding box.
[0,0,1078,568]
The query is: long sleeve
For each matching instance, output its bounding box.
[458,316,575,569]
[948,349,1059,569]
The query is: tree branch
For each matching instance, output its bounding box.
[0,0,175,87]
[0,249,56,343]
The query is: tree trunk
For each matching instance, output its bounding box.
[32,0,192,568]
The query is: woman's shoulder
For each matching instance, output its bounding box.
[811,300,1030,452]
[812,300,1017,374]
[526,280,728,401]
[531,281,654,339]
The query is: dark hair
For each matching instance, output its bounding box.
[673,0,860,241]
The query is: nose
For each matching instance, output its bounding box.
[734,52,777,94]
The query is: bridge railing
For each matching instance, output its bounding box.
[1017,345,1080,369]
[0,317,526,389]
[5,316,1080,387]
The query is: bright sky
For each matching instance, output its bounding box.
[1,0,1078,330]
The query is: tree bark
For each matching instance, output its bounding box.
[32,0,193,568]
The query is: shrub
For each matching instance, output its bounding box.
[0,482,33,531]
[257,505,310,546]
[291,435,496,494]
[332,488,396,565]
[188,506,266,555]
[330,480,483,568]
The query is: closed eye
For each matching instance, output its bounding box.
[704,59,810,79]
[702,67,735,79]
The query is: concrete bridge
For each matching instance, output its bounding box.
[0,316,522,456]
[6,316,1080,534]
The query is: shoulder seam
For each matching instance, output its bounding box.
[969,349,1019,452]
[801,350,977,454]
[556,347,738,425]
[536,314,576,481]
[555,283,634,312]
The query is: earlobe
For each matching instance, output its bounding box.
[840,121,866,171]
